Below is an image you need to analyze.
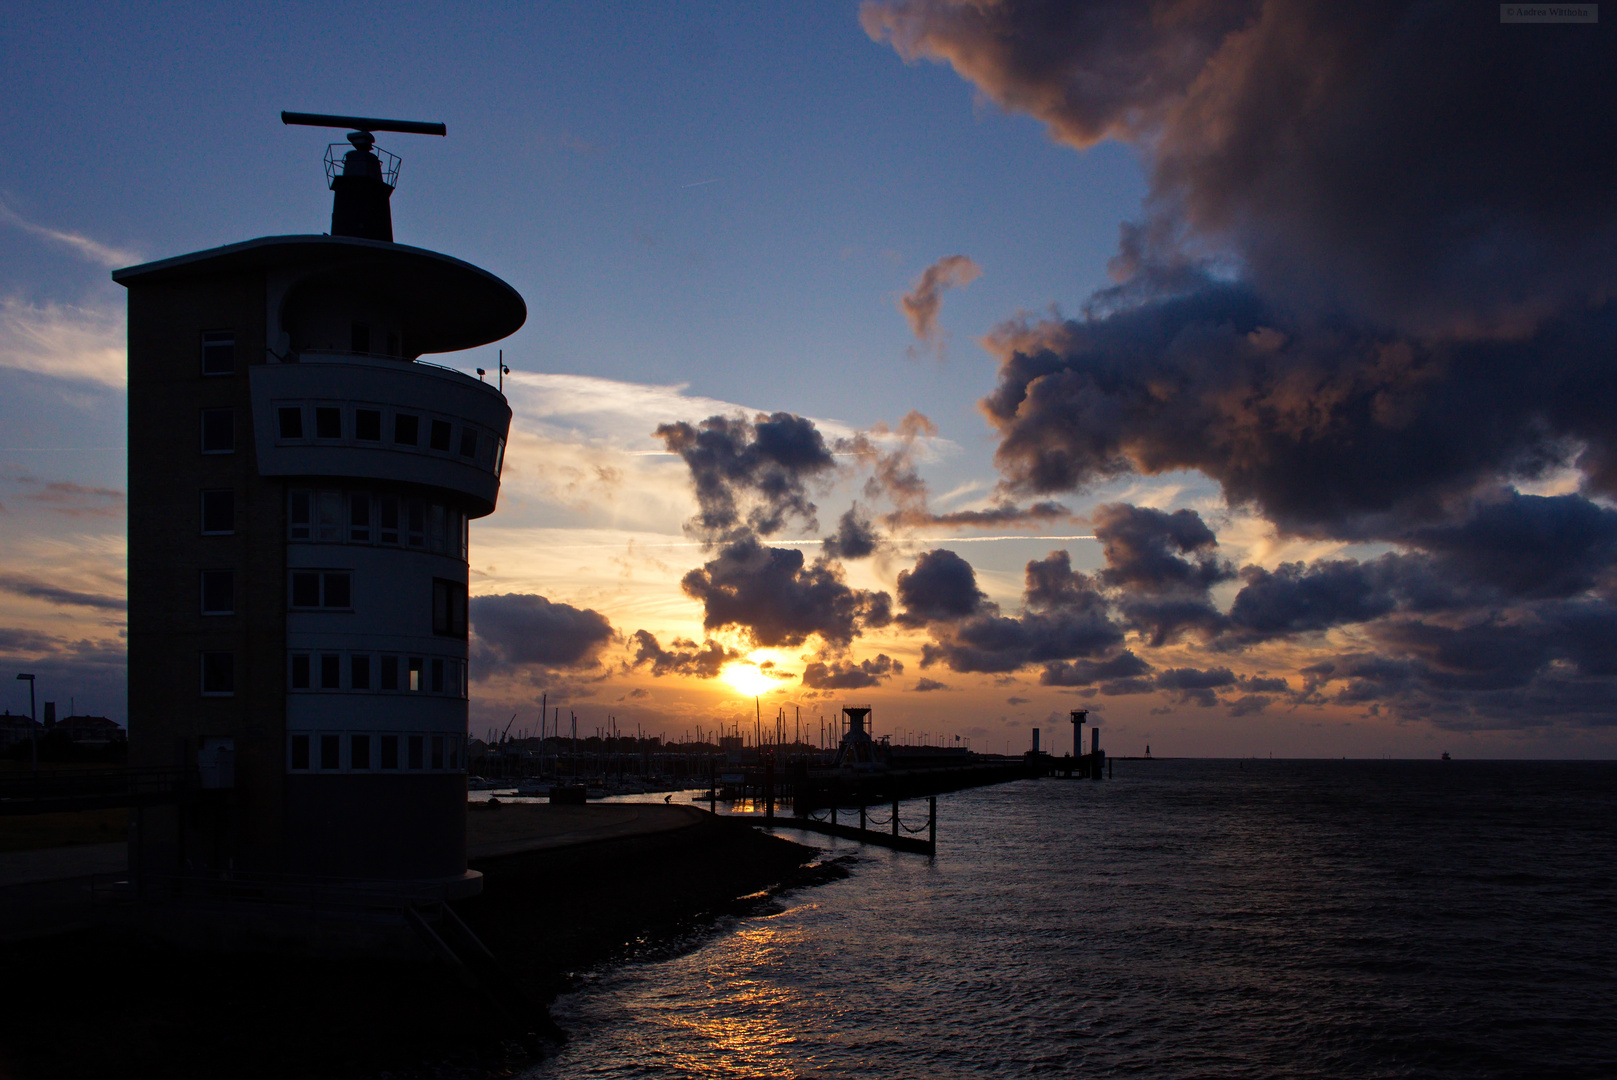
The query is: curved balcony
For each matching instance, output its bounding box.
[249,353,511,515]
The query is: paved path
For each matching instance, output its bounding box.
[0,841,126,887]
[467,803,706,860]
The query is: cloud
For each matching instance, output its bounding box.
[900,254,982,342]
[680,536,892,649]
[1039,650,1151,687]
[656,412,836,544]
[0,298,127,387]
[863,1,1615,336]
[0,573,126,612]
[470,593,615,673]
[912,677,951,692]
[801,654,903,690]
[627,630,743,679]
[896,548,989,625]
[0,198,141,269]
[822,505,882,560]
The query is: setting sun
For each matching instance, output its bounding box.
[720,661,779,698]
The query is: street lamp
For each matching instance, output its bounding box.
[15,673,36,771]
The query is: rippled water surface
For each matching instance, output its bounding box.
[527,761,1617,1079]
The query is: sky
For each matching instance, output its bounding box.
[2,1,1614,758]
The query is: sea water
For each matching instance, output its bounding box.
[525,760,1617,1079]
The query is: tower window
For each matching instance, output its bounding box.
[459,428,478,458]
[278,407,304,439]
[350,493,371,542]
[408,657,423,692]
[289,491,311,540]
[408,735,424,770]
[394,414,419,446]
[406,500,426,548]
[201,489,234,534]
[429,420,452,451]
[431,658,444,693]
[200,409,234,454]
[431,735,445,770]
[290,654,311,689]
[320,734,340,770]
[351,322,371,354]
[355,409,381,441]
[351,654,370,690]
[432,578,468,638]
[201,331,235,375]
[378,496,399,545]
[201,652,234,695]
[320,654,341,690]
[290,735,310,770]
[200,570,234,615]
[290,570,352,609]
[351,735,371,770]
[380,655,399,691]
[380,735,399,769]
[314,407,342,439]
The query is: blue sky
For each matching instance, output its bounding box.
[4,2,1612,758]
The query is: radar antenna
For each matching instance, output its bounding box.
[280,110,448,242]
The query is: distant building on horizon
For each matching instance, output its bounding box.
[113,118,524,896]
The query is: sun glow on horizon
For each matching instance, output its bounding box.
[721,652,795,698]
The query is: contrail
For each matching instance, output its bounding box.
[532,535,1098,550]
[680,179,720,189]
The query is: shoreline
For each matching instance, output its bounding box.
[0,810,832,1079]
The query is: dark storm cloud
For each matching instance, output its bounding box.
[1091,503,1230,645]
[822,505,882,560]
[655,412,836,544]
[911,501,1072,530]
[896,548,989,626]
[901,254,982,342]
[0,573,126,612]
[913,548,1123,673]
[681,536,892,649]
[864,0,1617,336]
[1039,649,1151,687]
[627,631,743,679]
[470,594,615,673]
[801,654,904,690]
[912,677,951,692]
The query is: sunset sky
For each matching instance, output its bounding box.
[3,2,1613,758]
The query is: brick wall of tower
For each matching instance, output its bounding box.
[126,271,288,873]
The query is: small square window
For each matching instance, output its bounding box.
[408,657,422,692]
[380,655,399,691]
[202,331,235,375]
[429,420,452,451]
[320,654,341,690]
[380,734,399,769]
[278,407,304,439]
[290,735,310,770]
[201,651,233,695]
[351,323,371,354]
[290,654,311,690]
[201,409,234,453]
[201,490,234,534]
[459,428,478,457]
[431,658,444,693]
[200,570,234,615]
[289,490,312,540]
[320,734,340,770]
[351,654,370,690]
[394,414,419,446]
[355,409,382,441]
[323,571,351,608]
[431,735,445,770]
[432,578,468,638]
[291,572,321,608]
[351,734,371,770]
[315,407,342,439]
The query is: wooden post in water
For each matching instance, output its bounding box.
[859,805,866,831]
[765,757,775,822]
[928,796,937,852]
[892,797,899,837]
